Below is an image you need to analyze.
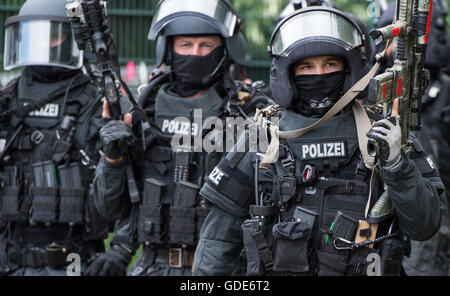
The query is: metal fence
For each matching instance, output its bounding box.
[0,0,274,86]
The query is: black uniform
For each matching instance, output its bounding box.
[90,0,271,276]
[0,67,109,276]
[193,6,444,276]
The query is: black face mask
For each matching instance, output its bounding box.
[294,70,347,116]
[171,46,225,97]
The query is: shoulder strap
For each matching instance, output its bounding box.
[352,101,376,170]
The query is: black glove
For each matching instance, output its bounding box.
[366,116,402,168]
[86,244,133,276]
[100,120,134,159]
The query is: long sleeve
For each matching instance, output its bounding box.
[380,149,444,241]
[93,155,131,221]
[193,205,246,276]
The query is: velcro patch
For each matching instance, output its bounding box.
[28,103,59,118]
[161,119,199,136]
[301,141,347,160]
[208,167,226,186]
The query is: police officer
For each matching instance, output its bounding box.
[88,0,272,276]
[193,6,444,276]
[0,0,109,276]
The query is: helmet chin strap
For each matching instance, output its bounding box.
[201,49,227,86]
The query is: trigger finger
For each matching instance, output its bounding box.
[102,100,111,120]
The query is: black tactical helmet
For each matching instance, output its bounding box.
[268,7,370,108]
[277,0,339,23]
[148,0,246,67]
[3,0,83,71]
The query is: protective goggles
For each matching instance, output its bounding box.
[269,8,363,56]
[4,18,82,71]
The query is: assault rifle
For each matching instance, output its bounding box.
[65,0,172,142]
[65,0,133,120]
[367,0,433,156]
[65,0,144,203]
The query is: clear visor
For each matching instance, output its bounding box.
[271,11,362,55]
[4,20,82,71]
[149,0,237,39]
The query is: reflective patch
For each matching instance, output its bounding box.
[427,85,440,99]
[161,119,199,136]
[29,103,59,118]
[0,138,6,153]
[301,141,346,160]
[208,167,225,186]
[426,156,436,170]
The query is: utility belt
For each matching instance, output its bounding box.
[8,242,91,269]
[137,177,210,247]
[154,248,195,269]
[130,244,195,276]
[1,161,86,226]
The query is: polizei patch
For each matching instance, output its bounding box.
[28,103,59,118]
[162,119,199,136]
[301,141,346,160]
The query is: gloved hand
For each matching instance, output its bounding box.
[366,115,402,168]
[100,119,134,160]
[86,244,133,276]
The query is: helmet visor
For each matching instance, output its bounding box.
[270,10,362,56]
[4,19,82,71]
[148,0,237,39]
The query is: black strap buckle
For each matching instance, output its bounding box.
[30,130,44,145]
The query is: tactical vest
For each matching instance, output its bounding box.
[135,83,232,251]
[0,69,109,270]
[242,109,409,276]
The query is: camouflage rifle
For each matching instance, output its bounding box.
[367,0,433,156]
